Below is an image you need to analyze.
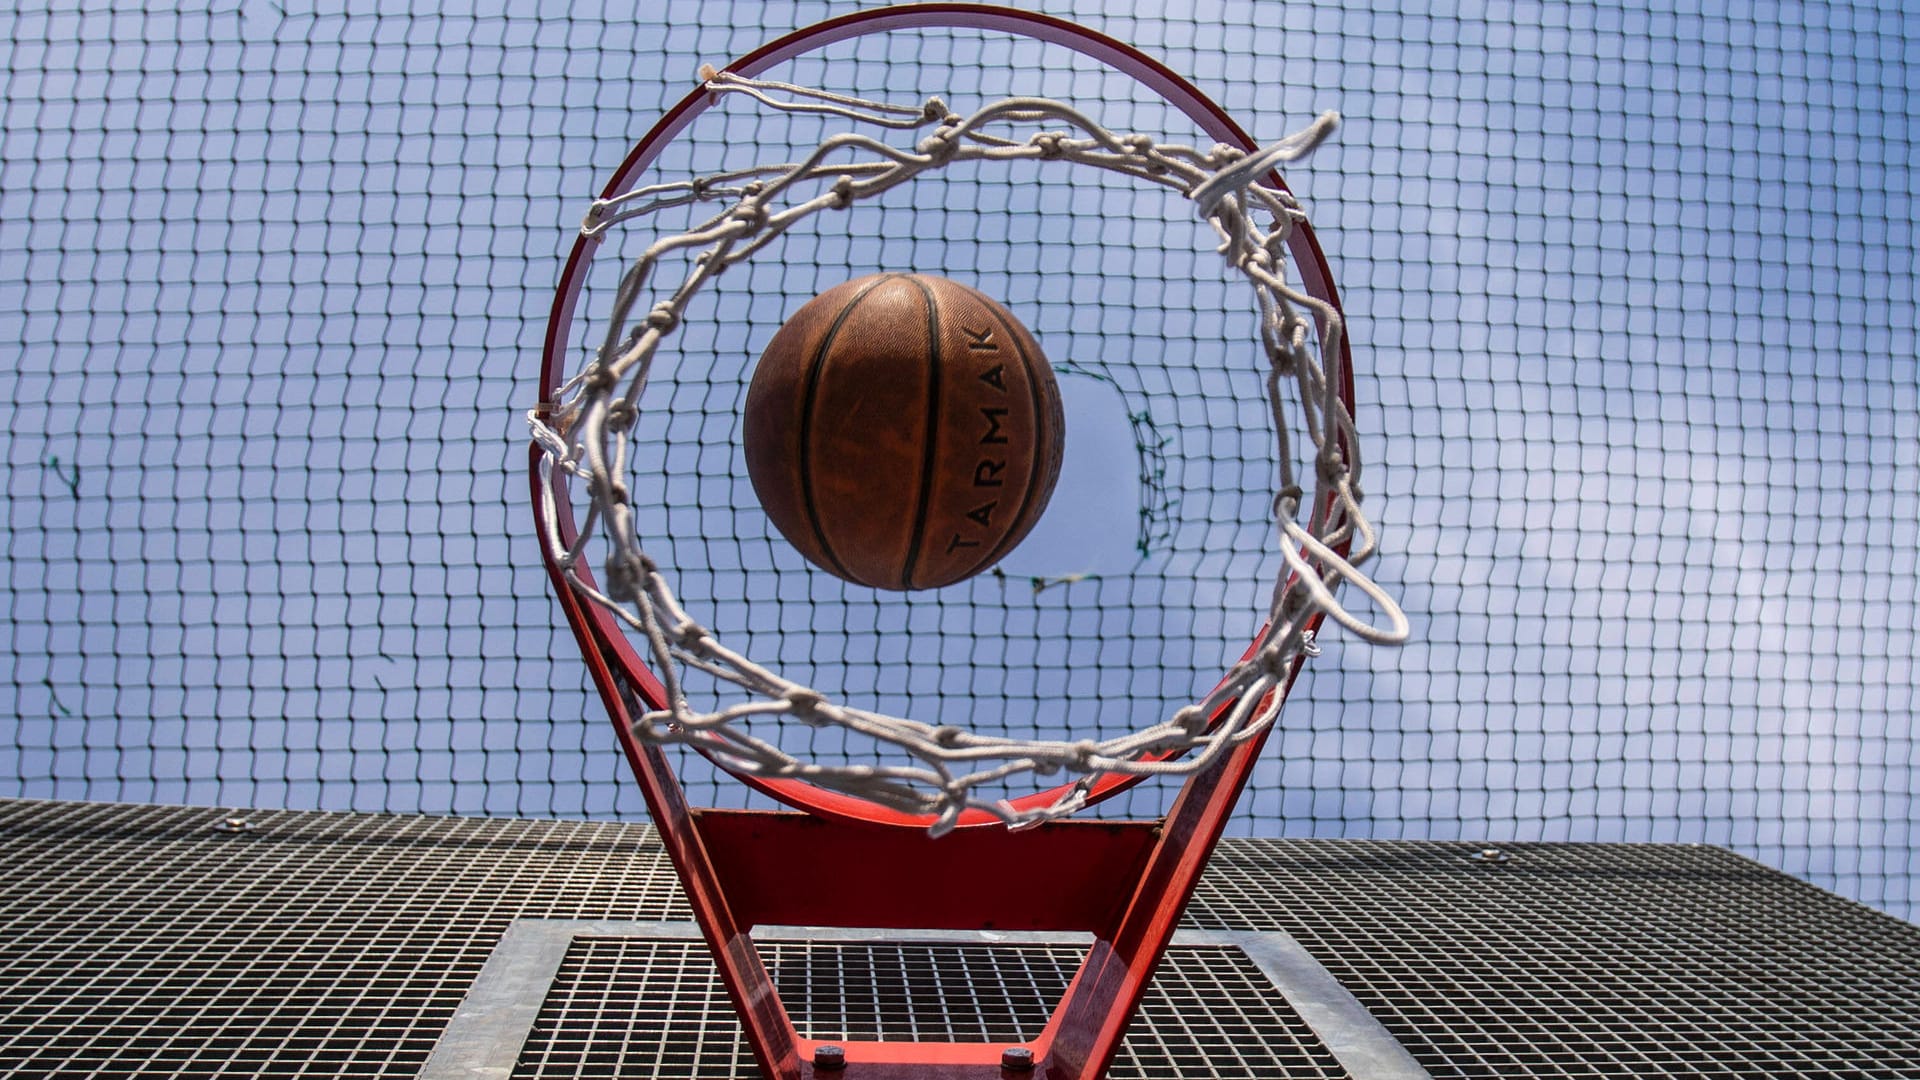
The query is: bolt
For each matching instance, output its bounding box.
[213,817,255,833]
[1000,1047,1035,1071]
[813,1045,847,1071]
[1473,847,1510,863]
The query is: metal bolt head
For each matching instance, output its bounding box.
[212,816,255,834]
[813,1044,847,1071]
[1472,847,1510,863]
[1000,1046,1035,1071]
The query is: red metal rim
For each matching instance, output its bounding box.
[536,4,1354,828]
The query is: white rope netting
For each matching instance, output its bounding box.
[530,70,1408,834]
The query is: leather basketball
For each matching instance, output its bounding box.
[744,273,1065,591]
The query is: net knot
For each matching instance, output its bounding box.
[1174,705,1209,737]
[916,127,960,162]
[1067,739,1100,771]
[645,303,680,333]
[1122,132,1167,172]
[607,550,653,601]
[729,202,767,230]
[1272,483,1305,519]
[613,547,657,580]
[588,471,629,507]
[582,362,617,393]
[829,176,856,208]
[782,686,825,718]
[1032,132,1070,159]
[1255,645,1292,678]
[1316,447,1348,485]
[604,400,638,433]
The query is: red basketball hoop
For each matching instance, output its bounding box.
[532,6,1402,1077]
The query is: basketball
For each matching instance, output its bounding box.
[744,273,1065,591]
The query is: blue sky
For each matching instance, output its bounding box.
[0,0,1915,918]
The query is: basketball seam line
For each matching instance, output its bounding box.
[799,275,897,586]
[901,275,941,590]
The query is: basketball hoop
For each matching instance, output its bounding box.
[531,6,1405,1078]
[532,26,1404,837]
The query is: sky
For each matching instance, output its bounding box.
[0,0,1915,918]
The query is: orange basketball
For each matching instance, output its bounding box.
[744,273,1065,591]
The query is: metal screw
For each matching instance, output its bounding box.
[1472,847,1510,863]
[1000,1047,1035,1071]
[212,816,255,833]
[813,1045,847,1071]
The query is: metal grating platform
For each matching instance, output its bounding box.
[517,938,750,1080]
[0,799,681,1077]
[765,939,1076,1045]
[0,798,1916,1077]
[510,936,1349,1080]
[1191,840,1920,1077]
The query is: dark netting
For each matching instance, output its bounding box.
[0,2,1915,919]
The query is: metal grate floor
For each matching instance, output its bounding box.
[766,939,1074,1045]
[0,799,679,1077]
[1,798,1918,1077]
[516,939,751,1080]
[514,937,1347,1080]
[1192,839,1920,1078]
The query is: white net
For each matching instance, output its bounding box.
[531,69,1406,834]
